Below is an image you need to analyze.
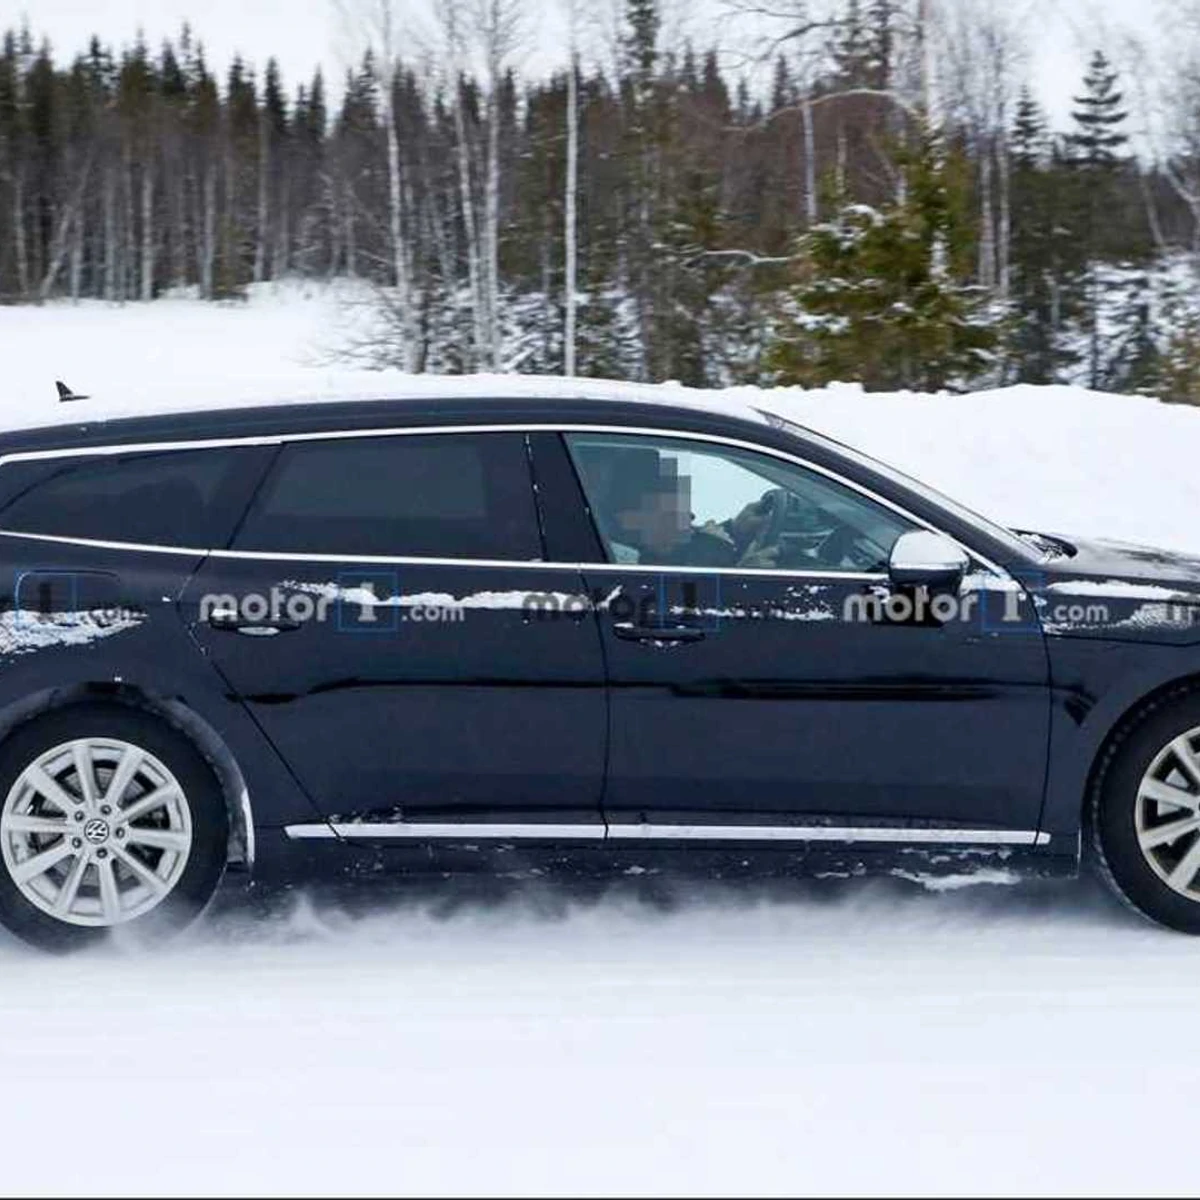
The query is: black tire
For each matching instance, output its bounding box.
[1091,689,1200,934]
[0,703,228,953]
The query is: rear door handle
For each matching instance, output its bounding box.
[206,607,301,635]
[613,622,706,644]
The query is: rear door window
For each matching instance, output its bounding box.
[231,432,542,560]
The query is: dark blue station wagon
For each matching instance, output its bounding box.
[1,382,1199,949]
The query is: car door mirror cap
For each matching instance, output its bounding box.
[889,531,970,589]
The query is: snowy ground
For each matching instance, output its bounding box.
[3,284,1200,1196]
[6,876,1197,1197]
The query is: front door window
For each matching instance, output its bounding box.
[565,433,914,574]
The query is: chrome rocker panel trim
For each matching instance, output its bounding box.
[283,822,1051,846]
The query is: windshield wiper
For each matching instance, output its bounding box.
[1014,530,1076,559]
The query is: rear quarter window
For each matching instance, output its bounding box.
[0,446,269,548]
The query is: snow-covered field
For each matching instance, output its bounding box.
[4,284,1200,1197]
[8,279,1200,554]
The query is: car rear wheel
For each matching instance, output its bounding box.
[0,705,228,952]
[1092,692,1200,933]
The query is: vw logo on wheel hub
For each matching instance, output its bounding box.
[83,818,110,846]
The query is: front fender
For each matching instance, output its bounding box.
[1040,636,1200,841]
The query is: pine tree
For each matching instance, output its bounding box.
[623,0,660,95]
[0,36,19,293]
[332,55,381,281]
[158,39,188,290]
[770,56,794,113]
[62,53,95,298]
[1067,51,1128,169]
[185,43,221,298]
[621,0,663,380]
[1159,299,1200,405]
[1007,90,1078,383]
[660,46,731,385]
[1107,273,1161,395]
[218,55,258,295]
[289,69,327,275]
[866,0,896,91]
[116,37,158,299]
[768,140,997,392]
[1065,51,1145,389]
[26,40,60,291]
[0,30,32,298]
[258,57,287,279]
[832,0,874,89]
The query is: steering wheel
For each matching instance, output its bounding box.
[754,488,794,555]
[743,488,874,570]
[738,488,814,567]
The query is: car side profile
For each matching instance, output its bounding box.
[2,380,1200,949]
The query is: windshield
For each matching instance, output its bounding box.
[758,410,1040,562]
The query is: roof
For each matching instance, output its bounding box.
[11,371,773,434]
[0,371,784,457]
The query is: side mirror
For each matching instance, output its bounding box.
[888,531,969,590]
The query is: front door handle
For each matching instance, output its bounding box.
[613,622,707,644]
[206,607,301,635]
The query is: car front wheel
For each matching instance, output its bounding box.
[1092,691,1200,933]
[0,704,228,952]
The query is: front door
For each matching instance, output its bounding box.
[183,430,607,831]
[562,431,1050,836]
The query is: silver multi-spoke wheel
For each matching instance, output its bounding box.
[1136,726,1200,899]
[0,738,193,927]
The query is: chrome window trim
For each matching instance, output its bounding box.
[0,433,288,465]
[0,421,1012,579]
[0,531,888,581]
[284,821,1050,847]
[210,547,889,581]
[0,529,209,556]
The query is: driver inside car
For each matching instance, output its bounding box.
[608,456,739,566]
[606,451,785,568]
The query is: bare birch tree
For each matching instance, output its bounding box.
[721,0,929,217]
[38,154,93,301]
[336,0,420,369]
[254,106,270,283]
[1141,4,1200,265]
[563,0,581,375]
[473,0,523,371]
[438,0,487,368]
[939,0,1025,298]
[472,0,520,369]
[140,164,154,300]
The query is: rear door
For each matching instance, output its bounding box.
[182,429,607,834]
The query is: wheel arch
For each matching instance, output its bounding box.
[1080,673,1200,829]
[0,682,254,870]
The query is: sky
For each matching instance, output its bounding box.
[10,0,1168,129]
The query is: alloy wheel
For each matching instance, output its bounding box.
[0,737,193,927]
[1135,726,1200,900]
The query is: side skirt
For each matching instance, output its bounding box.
[252,828,1078,886]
